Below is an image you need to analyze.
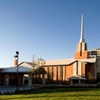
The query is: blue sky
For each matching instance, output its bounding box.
[0,0,100,67]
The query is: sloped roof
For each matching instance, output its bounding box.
[1,66,32,73]
[45,58,76,66]
[78,58,96,63]
[2,65,47,74]
[45,58,96,66]
[18,61,32,67]
[1,58,96,73]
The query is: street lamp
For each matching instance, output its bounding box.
[14,51,19,92]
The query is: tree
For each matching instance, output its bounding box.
[31,56,46,72]
[87,71,94,83]
[30,56,46,83]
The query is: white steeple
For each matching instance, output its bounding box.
[76,14,87,52]
[80,14,85,43]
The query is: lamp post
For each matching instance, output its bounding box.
[14,51,19,92]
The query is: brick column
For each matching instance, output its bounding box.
[28,74,32,87]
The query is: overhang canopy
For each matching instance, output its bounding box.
[68,76,86,80]
[78,58,96,63]
[1,66,31,73]
[1,66,47,74]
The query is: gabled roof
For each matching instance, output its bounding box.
[18,61,32,67]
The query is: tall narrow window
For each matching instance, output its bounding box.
[56,66,58,83]
[65,66,66,78]
[76,61,78,75]
[85,43,87,50]
[52,66,53,83]
[60,66,63,83]
[48,66,49,83]
[60,66,63,78]
[80,43,82,56]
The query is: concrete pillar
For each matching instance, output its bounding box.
[79,80,81,84]
[42,74,45,84]
[5,74,9,86]
[28,74,32,87]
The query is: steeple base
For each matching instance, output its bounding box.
[76,42,87,52]
[75,42,88,59]
[80,39,85,43]
[75,51,88,59]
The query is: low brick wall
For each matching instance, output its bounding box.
[33,84,67,89]
[68,84,97,87]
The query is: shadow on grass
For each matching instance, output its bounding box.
[7,87,100,95]
[1,93,100,100]
[1,88,100,100]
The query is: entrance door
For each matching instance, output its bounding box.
[9,77,17,85]
[9,74,17,85]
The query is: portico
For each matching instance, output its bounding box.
[1,64,47,86]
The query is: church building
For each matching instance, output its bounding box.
[0,14,100,86]
[44,14,98,85]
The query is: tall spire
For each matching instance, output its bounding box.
[80,14,85,43]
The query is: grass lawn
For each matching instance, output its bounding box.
[0,88,100,100]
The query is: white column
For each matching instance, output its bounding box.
[42,74,45,84]
[5,74,9,86]
[28,74,32,87]
[78,62,82,76]
[73,62,77,76]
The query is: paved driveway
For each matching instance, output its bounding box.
[0,85,34,94]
